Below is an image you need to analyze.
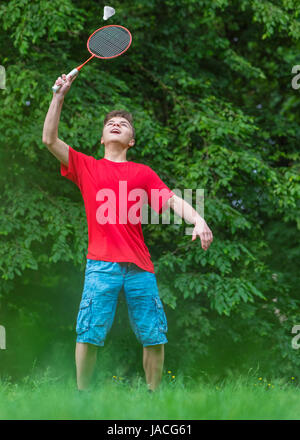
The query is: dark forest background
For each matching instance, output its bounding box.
[0,0,299,382]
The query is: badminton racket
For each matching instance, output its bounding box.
[52,25,132,92]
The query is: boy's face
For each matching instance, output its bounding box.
[101,117,135,148]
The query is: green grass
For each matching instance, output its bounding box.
[0,368,299,420]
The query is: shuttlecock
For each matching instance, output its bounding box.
[103,6,115,20]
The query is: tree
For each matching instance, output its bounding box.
[0,0,299,378]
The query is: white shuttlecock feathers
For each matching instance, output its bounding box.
[103,6,115,20]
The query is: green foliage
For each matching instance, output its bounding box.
[0,0,299,379]
[0,0,85,55]
[1,369,300,419]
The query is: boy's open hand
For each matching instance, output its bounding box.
[192,220,213,251]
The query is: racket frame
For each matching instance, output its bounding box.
[52,25,132,93]
[86,24,132,60]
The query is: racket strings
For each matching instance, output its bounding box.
[88,27,131,58]
[90,34,129,56]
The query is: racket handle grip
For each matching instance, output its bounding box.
[52,68,79,93]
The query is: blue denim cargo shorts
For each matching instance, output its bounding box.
[76,259,168,347]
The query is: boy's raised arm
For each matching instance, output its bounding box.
[42,73,76,167]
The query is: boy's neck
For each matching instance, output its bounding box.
[103,146,128,163]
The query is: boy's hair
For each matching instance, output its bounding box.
[103,110,135,140]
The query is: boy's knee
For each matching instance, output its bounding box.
[144,344,164,354]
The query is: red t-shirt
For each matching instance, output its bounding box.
[60,146,175,273]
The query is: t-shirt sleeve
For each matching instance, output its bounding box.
[145,166,175,214]
[60,145,93,190]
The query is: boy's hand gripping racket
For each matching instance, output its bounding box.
[52,25,132,92]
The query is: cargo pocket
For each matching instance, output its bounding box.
[154,296,168,334]
[76,298,92,335]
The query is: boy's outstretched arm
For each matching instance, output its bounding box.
[42,73,77,166]
[167,194,213,251]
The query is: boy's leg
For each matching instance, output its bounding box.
[143,344,164,391]
[75,342,98,390]
[75,260,125,391]
[123,264,168,392]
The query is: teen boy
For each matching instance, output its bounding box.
[42,74,213,392]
